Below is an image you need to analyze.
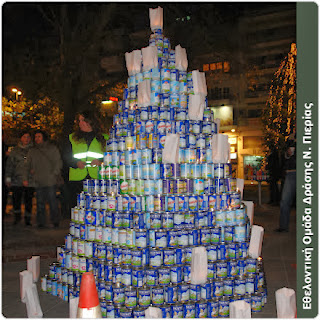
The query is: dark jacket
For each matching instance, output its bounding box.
[24,141,62,187]
[5,142,35,187]
[283,137,296,172]
[283,152,296,171]
[266,149,282,180]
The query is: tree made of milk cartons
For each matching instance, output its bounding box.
[42,6,267,318]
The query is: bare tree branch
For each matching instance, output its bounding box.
[37,5,56,28]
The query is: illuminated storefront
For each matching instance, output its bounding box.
[209,106,266,180]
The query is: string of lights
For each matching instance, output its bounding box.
[262,43,296,154]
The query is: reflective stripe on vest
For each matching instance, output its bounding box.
[69,133,107,181]
[73,151,104,159]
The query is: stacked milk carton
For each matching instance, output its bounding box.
[40,7,267,318]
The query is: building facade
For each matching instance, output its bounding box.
[199,4,296,178]
[99,4,296,179]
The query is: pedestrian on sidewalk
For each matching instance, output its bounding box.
[23,130,62,228]
[5,130,35,225]
[266,147,282,205]
[62,109,109,211]
[275,133,296,232]
[2,130,10,218]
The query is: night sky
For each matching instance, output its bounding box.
[3,2,282,53]
[2,2,295,100]
[3,4,49,50]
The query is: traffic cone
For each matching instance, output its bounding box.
[76,272,101,318]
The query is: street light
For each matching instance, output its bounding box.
[11,88,22,100]
[101,97,118,117]
[101,100,114,105]
[101,97,118,105]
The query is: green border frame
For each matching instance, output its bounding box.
[297,2,318,318]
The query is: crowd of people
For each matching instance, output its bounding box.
[2,109,296,232]
[2,109,109,229]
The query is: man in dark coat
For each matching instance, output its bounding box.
[5,131,34,225]
[23,130,62,228]
[266,147,282,205]
[274,133,296,232]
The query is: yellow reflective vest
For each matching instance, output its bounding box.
[69,133,108,181]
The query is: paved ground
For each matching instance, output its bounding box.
[1,182,297,318]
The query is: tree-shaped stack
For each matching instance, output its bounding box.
[41,7,267,318]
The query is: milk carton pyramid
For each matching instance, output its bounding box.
[41,7,267,318]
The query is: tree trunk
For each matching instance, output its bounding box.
[60,75,76,143]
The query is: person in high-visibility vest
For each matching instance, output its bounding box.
[63,110,109,210]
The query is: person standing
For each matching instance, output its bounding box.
[5,131,34,225]
[2,130,10,218]
[23,130,62,228]
[63,109,109,210]
[274,133,296,232]
[266,147,282,205]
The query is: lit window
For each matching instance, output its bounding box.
[210,63,216,70]
[217,62,223,70]
[203,64,209,72]
[224,62,230,72]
